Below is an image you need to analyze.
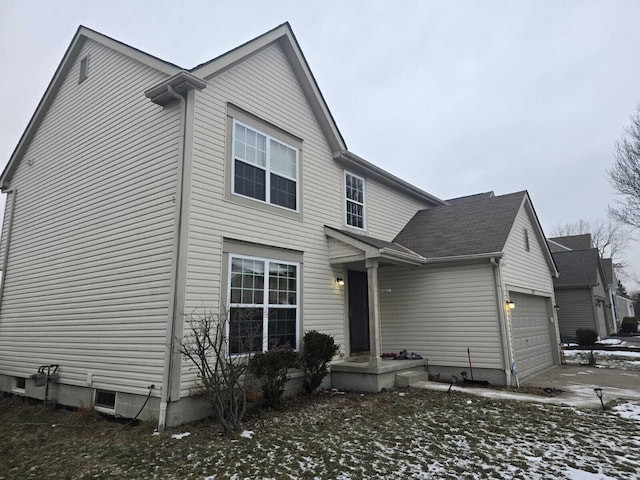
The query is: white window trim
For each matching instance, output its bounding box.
[94,389,116,414]
[231,119,300,212]
[344,171,366,230]
[227,254,300,356]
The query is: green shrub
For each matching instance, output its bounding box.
[301,330,339,394]
[576,328,598,346]
[621,317,638,334]
[248,347,299,409]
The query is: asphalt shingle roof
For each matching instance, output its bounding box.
[548,234,592,251]
[394,191,526,258]
[446,191,495,205]
[601,258,614,285]
[552,249,600,287]
[325,226,421,257]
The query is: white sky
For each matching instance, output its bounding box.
[2,0,640,286]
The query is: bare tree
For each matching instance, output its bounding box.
[179,309,257,434]
[551,219,629,265]
[609,105,640,229]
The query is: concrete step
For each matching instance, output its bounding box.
[396,370,428,387]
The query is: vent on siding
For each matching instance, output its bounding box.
[95,389,116,411]
[79,55,89,84]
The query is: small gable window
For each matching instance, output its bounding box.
[524,228,530,251]
[79,55,89,84]
[232,120,298,211]
[345,172,365,229]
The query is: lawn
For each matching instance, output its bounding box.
[1,388,639,480]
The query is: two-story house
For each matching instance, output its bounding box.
[0,24,561,429]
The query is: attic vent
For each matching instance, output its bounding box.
[79,55,89,84]
[95,389,116,411]
[524,228,530,252]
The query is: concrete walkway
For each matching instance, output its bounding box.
[412,366,640,409]
[522,365,640,408]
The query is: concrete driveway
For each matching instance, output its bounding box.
[522,365,640,408]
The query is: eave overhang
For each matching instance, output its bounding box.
[144,72,207,106]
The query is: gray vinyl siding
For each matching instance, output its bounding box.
[0,39,180,396]
[555,288,596,340]
[328,238,363,260]
[378,263,503,369]
[0,191,14,267]
[501,205,555,295]
[181,43,432,395]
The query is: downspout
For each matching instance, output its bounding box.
[490,257,513,386]
[0,189,17,307]
[158,86,187,432]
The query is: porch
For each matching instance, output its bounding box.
[331,358,428,392]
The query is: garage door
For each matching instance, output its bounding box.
[510,292,553,379]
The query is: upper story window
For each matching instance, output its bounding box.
[232,120,298,211]
[345,172,365,229]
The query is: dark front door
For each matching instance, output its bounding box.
[348,270,370,354]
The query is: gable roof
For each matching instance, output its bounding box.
[548,234,593,251]
[552,249,601,287]
[2,23,349,189]
[0,26,182,189]
[190,22,346,155]
[547,238,573,253]
[446,191,495,204]
[394,191,526,258]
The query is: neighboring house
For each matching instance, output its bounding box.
[0,24,561,428]
[548,235,610,340]
[601,258,621,332]
[616,295,635,320]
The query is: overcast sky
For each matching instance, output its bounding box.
[2,1,640,286]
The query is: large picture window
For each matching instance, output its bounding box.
[232,120,298,211]
[345,172,365,229]
[228,255,299,355]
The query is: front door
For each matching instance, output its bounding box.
[348,270,370,354]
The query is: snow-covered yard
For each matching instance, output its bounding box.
[562,339,640,371]
[2,387,639,480]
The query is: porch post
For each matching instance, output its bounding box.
[366,258,382,367]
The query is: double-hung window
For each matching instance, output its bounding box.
[345,172,365,229]
[232,120,298,211]
[228,255,299,355]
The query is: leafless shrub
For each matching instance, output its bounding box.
[179,309,258,434]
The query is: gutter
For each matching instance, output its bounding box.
[490,257,515,387]
[424,252,503,264]
[158,85,188,432]
[377,247,426,265]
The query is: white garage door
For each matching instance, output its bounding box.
[510,292,553,379]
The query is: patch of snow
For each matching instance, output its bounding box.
[398,392,406,397]
[597,338,623,345]
[151,431,160,436]
[611,402,640,421]
[564,466,619,479]
[204,476,216,480]
[466,400,472,404]
[171,432,191,440]
[564,350,640,358]
[240,430,254,439]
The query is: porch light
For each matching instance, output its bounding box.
[506,300,515,309]
[336,276,345,286]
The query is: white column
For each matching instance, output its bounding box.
[366,258,382,367]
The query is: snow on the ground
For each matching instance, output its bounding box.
[563,349,640,358]
[564,467,619,480]
[240,430,254,439]
[171,432,191,439]
[596,338,623,345]
[612,401,640,421]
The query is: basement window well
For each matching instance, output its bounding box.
[13,377,25,393]
[94,389,116,412]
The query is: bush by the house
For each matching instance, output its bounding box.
[301,330,339,394]
[576,328,598,346]
[621,317,638,334]
[248,347,299,409]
